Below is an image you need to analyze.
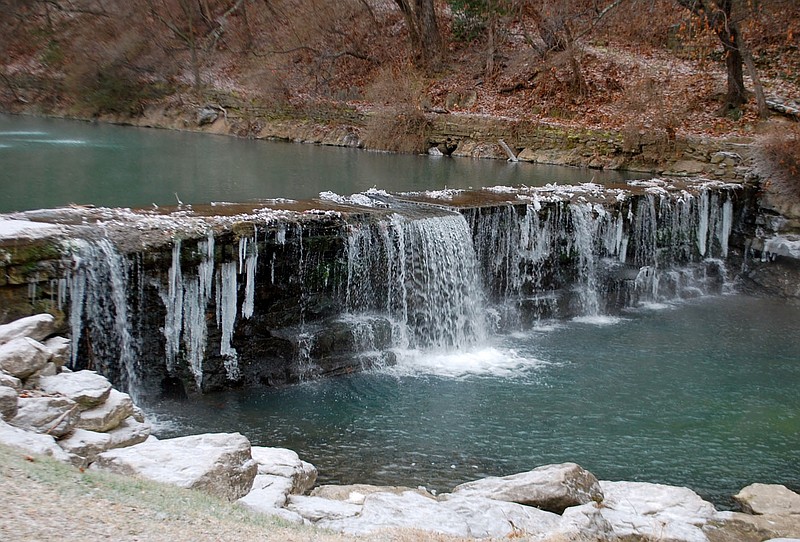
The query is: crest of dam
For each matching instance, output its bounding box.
[0,180,755,400]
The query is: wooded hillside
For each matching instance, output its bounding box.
[1,0,798,140]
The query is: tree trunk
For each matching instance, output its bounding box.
[735,29,769,119]
[721,20,747,110]
[394,0,442,70]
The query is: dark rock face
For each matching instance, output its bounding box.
[0,180,765,400]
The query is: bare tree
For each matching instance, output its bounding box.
[393,0,443,70]
[676,0,766,115]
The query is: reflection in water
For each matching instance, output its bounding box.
[0,114,642,213]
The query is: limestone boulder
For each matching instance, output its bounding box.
[733,484,800,516]
[75,388,133,432]
[10,395,77,438]
[0,337,51,379]
[599,480,718,542]
[451,462,603,513]
[38,370,112,409]
[287,495,363,523]
[43,336,71,367]
[58,428,113,466]
[0,371,22,390]
[0,419,71,462]
[0,385,18,420]
[316,490,471,538]
[706,511,800,542]
[106,416,151,448]
[90,432,257,501]
[250,446,317,494]
[439,493,563,539]
[0,314,55,346]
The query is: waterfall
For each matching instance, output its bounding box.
[59,182,744,396]
[68,238,138,395]
[346,212,485,350]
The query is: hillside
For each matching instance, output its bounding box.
[1,1,798,151]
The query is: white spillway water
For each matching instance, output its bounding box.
[346,212,486,351]
[68,238,139,395]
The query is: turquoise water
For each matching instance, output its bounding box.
[147,295,800,507]
[0,114,639,213]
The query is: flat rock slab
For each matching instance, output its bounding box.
[239,474,294,510]
[0,419,71,462]
[0,314,56,346]
[11,395,77,438]
[317,490,471,538]
[600,480,718,542]
[38,370,112,409]
[0,337,51,379]
[91,432,257,501]
[439,493,563,539]
[287,495,363,523]
[75,388,133,432]
[311,484,435,504]
[250,446,317,494]
[451,462,603,513]
[58,428,113,466]
[734,484,800,516]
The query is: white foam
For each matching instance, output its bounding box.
[14,138,88,145]
[387,347,545,379]
[571,315,622,326]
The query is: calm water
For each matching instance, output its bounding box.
[0,114,640,213]
[147,295,800,507]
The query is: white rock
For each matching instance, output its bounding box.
[733,484,800,516]
[38,370,112,409]
[90,432,257,501]
[440,493,562,539]
[552,502,616,541]
[250,446,317,494]
[287,495,363,523]
[0,385,17,420]
[43,336,70,367]
[0,219,63,241]
[0,314,56,346]
[58,428,112,466]
[317,490,471,538]
[75,388,133,432]
[239,474,294,510]
[0,337,51,379]
[10,395,77,438]
[0,371,22,390]
[452,462,604,513]
[0,419,71,462]
[106,416,151,448]
[599,480,718,542]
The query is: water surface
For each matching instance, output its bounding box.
[0,114,641,213]
[147,295,800,507]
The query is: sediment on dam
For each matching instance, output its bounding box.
[0,178,787,400]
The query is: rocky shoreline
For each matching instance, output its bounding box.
[1,313,798,541]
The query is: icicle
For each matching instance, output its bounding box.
[242,229,258,319]
[697,190,709,257]
[163,240,183,373]
[718,197,733,258]
[217,261,240,380]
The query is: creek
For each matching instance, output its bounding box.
[2,114,798,509]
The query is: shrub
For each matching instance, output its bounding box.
[756,124,800,201]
